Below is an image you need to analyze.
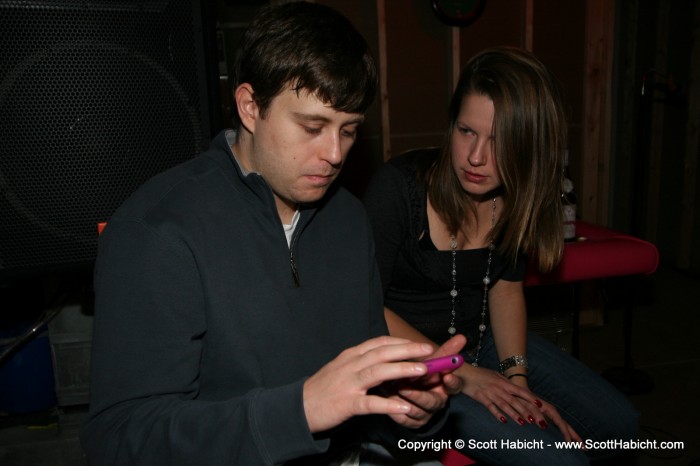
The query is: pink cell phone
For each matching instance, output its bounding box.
[423,354,464,375]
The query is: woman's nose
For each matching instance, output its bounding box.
[468,143,487,166]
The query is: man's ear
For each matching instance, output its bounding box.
[234,83,258,134]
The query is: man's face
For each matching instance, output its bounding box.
[244,87,364,218]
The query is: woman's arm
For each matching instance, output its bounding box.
[488,279,529,387]
[384,307,439,351]
[486,279,582,440]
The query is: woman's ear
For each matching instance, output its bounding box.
[234,83,258,134]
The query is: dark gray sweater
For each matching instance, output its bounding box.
[80,130,390,465]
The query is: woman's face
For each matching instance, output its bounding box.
[450,93,502,198]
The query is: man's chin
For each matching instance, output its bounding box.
[296,185,334,204]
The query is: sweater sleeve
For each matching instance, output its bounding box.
[80,220,327,465]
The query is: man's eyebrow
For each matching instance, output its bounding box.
[292,112,364,125]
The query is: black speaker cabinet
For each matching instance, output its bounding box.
[0,1,219,280]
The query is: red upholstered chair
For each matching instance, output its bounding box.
[438,448,477,465]
[523,220,659,287]
[524,220,659,393]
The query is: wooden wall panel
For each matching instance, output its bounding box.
[382,0,450,156]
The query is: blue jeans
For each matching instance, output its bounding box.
[440,330,639,465]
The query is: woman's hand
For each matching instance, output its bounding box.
[455,364,582,442]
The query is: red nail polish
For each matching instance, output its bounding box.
[539,420,548,429]
[528,415,535,424]
[534,399,543,407]
[500,416,507,423]
[517,418,526,426]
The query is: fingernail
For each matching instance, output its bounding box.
[528,415,535,424]
[539,420,548,429]
[500,416,507,423]
[421,344,433,353]
[517,417,526,426]
[414,363,427,374]
[534,399,543,407]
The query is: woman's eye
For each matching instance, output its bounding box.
[457,126,473,135]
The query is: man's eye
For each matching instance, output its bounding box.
[304,126,322,134]
[341,129,357,139]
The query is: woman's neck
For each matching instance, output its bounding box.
[427,195,500,250]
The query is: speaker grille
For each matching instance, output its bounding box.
[0,1,213,277]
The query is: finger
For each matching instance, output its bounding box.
[359,360,431,389]
[549,415,582,443]
[505,384,540,406]
[503,396,538,427]
[481,399,508,424]
[548,416,572,441]
[348,335,414,357]
[534,400,582,443]
[441,373,464,395]
[354,393,412,417]
[429,334,467,359]
[354,341,435,381]
[388,412,431,429]
[363,340,435,366]
[397,388,445,414]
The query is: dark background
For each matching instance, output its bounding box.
[0,1,698,464]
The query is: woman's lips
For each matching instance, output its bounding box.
[462,170,487,183]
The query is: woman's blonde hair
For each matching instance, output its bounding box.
[428,46,567,272]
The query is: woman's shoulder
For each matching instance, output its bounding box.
[375,147,440,190]
[388,147,440,172]
[365,147,439,206]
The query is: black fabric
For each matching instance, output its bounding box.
[363,149,527,347]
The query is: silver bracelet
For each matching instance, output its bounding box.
[499,355,528,374]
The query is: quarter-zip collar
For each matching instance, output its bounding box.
[217,129,321,287]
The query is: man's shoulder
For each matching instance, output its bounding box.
[111,147,233,223]
[320,185,366,217]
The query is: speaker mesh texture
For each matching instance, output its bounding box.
[0,1,212,277]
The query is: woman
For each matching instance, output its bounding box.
[363,47,638,465]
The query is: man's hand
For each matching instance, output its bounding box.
[383,334,467,427]
[303,336,436,433]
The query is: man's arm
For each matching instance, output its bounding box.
[81,220,326,465]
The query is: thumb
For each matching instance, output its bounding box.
[431,334,467,358]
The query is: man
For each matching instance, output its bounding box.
[80,2,464,465]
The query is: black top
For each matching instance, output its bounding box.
[363,148,527,347]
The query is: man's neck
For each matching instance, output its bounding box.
[230,133,255,175]
[276,198,298,225]
[230,131,298,224]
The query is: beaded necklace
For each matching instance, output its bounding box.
[447,196,496,366]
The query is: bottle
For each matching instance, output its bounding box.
[561,149,577,242]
